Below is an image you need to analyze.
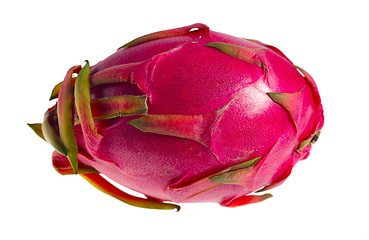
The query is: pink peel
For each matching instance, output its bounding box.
[30,23,324,210]
[256,164,293,193]
[221,194,273,207]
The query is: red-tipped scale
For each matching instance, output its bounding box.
[29,24,324,210]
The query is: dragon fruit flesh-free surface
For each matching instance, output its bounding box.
[29,23,324,210]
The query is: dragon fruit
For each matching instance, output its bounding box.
[28,23,324,210]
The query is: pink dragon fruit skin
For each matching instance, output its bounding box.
[29,23,324,210]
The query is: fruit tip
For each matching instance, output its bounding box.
[27,123,45,140]
[83,60,90,68]
[66,152,79,174]
[175,205,181,212]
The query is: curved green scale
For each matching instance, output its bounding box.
[90,95,148,120]
[27,123,45,140]
[206,42,267,71]
[121,23,209,49]
[267,89,304,132]
[42,108,68,156]
[74,61,102,155]
[209,157,261,185]
[57,65,81,173]
[81,173,180,211]
[49,81,62,100]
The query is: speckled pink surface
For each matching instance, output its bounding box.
[49,23,324,207]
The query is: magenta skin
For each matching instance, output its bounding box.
[40,23,323,208]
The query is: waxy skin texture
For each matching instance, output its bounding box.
[29,24,324,210]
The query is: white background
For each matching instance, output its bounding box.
[1,0,368,239]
